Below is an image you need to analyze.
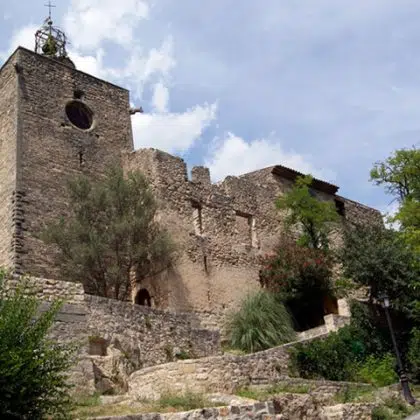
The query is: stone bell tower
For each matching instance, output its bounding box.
[0,10,134,278]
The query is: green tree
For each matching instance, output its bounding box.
[226,291,296,353]
[0,270,76,419]
[276,175,339,250]
[370,147,420,254]
[44,166,174,300]
[339,224,419,317]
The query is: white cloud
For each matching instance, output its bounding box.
[0,24,38,59]
[143,37,175,81]
[80,37,176,100]
[151,81,170,113]
[68,48,106,78]
[64,0,149,50]
[132,103,217,153]
[205,132,332,182]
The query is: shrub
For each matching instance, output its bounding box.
[372,397,415,420]
[356,354,398,387]
[259,237,333,301]
[290,325,365,381]
[371,406,393,420]
[289,301,392,382]
[0,270,76,419]
[226,291,296,353]
[408,327,420,383]
[259,237,334,330]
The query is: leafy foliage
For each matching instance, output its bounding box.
[276,175,339,250]
[0,269,76,419]
[226,290,296,353]
[259,237,333,301]
[259,236,334,330]
[356,354,398,387]
[44,165,174,300]
[408,328,420,383]
[371,397,415,420]
[370,146,420,255]
[370,147,420,203]
[339,223,420,316]
[289,301,393,382]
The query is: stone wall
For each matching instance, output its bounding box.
[124,148,382,319]
[5,275,85,304]
[123,149,262,315]
[4,275,222,393]
[127,336,332,400]
[84,295,221,369]
[91,401,277,420]
[89,400,377,420]
[0,55,18,269]
[8,275,221,365]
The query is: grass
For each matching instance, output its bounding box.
[235,382,312,401]
[71,391,225,418]
[221,344,246,356]
[152,391,219,412]
[371,396,416,420]
[333,385,376,404]
[72,403,142,418]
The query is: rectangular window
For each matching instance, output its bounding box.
[235,210,258,248]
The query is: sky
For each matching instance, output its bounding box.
[1,0,420,214]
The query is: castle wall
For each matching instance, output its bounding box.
[7,275,221,381]
[0,57,19,269]
[124,148,382,317]
[13,48,134,277]
[124,149,262,315]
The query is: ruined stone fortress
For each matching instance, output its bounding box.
[0,18,389,416]
[0,40,380,317]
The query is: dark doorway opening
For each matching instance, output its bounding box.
[135,288,151,307]
[286,293,338,331]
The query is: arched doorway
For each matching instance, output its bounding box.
[135,288,152,307]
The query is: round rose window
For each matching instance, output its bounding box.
[65,101,94,130]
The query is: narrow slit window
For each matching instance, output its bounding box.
[192,201,203,235]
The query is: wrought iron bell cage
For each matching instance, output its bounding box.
[35,18,68,58]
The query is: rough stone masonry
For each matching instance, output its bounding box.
[0,46,381,320]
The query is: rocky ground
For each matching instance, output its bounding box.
[72,381,420,419]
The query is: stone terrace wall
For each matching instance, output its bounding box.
[5,275,85,304]
[92,401,277,420]
[128,336,330,400]
[84,295,221,369]
[6,276,221,368]
[90,400,377,420]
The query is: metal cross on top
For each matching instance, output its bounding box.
[45,0,56,19]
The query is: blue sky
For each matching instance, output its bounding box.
[1,0,420,213]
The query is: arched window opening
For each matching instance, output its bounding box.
[135,288,151,307]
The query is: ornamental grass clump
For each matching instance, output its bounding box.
[226,290,296,353]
